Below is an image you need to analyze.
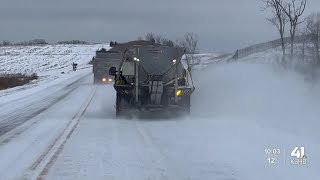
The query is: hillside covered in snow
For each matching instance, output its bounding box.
[0,44,109,74]
[0,44,109,96]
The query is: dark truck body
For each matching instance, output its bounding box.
[109,45,195,118]
[93,49,121,83]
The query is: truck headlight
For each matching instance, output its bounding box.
[102,78,107,82]
[108,78,112,82]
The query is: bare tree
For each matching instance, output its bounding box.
[145,32,156,43]
[2,40,11,46]
[177,33,199,66]
[263,0,288,57]
[154,35,163,44]
[306,12,320,64]
[277,0,307,57]
[161,38,175,47]
[299,28,308,61]
[177,33,199,54]
[141,33,176,46]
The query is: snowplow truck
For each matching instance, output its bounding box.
[109,45,195,117]
[93,48,121,83]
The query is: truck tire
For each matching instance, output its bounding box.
[116,93,133,119]
[180,96,191,114]
[94,77,100,84]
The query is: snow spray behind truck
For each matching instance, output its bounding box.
[92,48,121,83]
[109,44,195,118]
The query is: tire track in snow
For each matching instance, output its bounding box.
[34,86,97,180]
[134,121,239,180]
[132,122,175,180]
[0,75,88,141]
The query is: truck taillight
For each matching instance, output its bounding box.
[176,90,182,96]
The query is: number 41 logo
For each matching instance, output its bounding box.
[291,147,305,158]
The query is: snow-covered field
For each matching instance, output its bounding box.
[0,44,319,180]
[0,44,109,97]
[0,44,109,74]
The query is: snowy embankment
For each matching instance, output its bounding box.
[182,53,233,70]
[240,43,317,68]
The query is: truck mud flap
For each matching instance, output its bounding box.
[114,85,133,95]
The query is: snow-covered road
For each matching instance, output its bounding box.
[0,62,319,180]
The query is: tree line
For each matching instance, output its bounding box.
[0,39,48,46]
[138,32,199,54]
[0,39,89,46]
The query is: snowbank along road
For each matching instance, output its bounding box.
[0,46,319,179]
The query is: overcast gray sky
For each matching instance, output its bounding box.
[1,0,319,52]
